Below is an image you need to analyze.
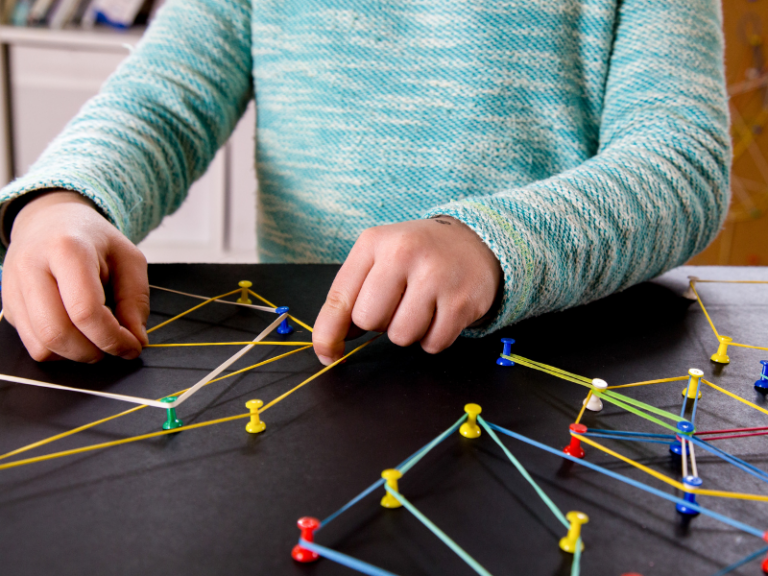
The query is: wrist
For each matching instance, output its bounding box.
[9,189,97,242]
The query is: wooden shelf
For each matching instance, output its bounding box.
[0,24,144,52]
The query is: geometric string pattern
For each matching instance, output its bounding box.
[0,282,377,471]
[293,279,768,576]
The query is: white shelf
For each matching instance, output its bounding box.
[0,24,144,52]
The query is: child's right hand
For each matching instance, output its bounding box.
[2,190,149,362]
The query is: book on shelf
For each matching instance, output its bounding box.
[2,0,158,29]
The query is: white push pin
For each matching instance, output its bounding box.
[583,378,608,412]
[682,276,699,300]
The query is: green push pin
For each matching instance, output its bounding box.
[161,396,183,431]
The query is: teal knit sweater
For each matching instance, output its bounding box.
[0,0,730,336]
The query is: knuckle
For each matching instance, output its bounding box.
[53,233,90,258]
[37,323,65,349]
[68,302,100,327]
[323,289,353,316]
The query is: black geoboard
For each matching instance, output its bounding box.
[0,264,766,576]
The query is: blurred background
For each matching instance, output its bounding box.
[0,0,764,266]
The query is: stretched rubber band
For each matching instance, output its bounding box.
[385,486,493,576]
[485,422,765,538]
[298,539,399,576]
[708,545,768,576]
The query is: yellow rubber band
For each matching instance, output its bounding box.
[260,335,381,413]
[690,283,720,340]
[147,288,241,334]
[574,434,768,502]
[247,289,315,333]
[729,342,768,352]
[146,341,313,348]
[606,376,688,390]
[0,345,312,462]
[701,379,768,418]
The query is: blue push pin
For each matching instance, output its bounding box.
[669,420,694,457]
[496,338,515,367]
[755,360,768,393]
[276,306,294,335]
[676,475,703,515]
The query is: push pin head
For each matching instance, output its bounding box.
[559,511,589,553]
[710,336,732,364]
[380,469,403,508]
[237,280,253,304]
[755,361,768,392]
[563,423,587,459]
[459,403,482,438]
[245,399,266,434]
[496,338,515,366]
[291,517,321,563]
[682,368,703,399]
[161,396,183,431]
[583,379,607,412]
[275,307,294,335]
[676,475,703,516]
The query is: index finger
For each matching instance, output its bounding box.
[51,248,142,359]
[313,242,375,365]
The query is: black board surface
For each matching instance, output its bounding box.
[0,264,766,576]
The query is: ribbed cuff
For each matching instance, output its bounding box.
[423,199,537,337]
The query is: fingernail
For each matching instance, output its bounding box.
[120,349,140,361]
[141,325,149,345]
[317,355,333,366]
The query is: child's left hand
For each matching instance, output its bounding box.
[312,217,503,365]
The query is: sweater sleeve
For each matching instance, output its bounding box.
[424,0,731,336]
[0,0,252,255]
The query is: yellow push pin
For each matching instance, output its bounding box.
[559,511,589,553]
[380,469,403,509]
[459,403,482,438]
[245,399,266,433]
[710,336,732,364]
[237,280,253,304]
[682,368,703,399]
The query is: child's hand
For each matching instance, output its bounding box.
[2,190,149,362]
[313,217,502,365]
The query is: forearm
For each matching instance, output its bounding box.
[425,0,730,334]
[0,0,253,257]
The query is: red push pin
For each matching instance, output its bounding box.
[291,517,321,563]
[563,423,588,459]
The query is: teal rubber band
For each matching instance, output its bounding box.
[571,537,582,576]
[399,413,467,475]
[384,485,494,576]
[478,416,569,529]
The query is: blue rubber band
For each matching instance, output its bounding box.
[708,545,768,576]
[584,429,675,440]
[319,414,467,529]
[299,539,400,576]
[688,436,768,484]
[580,433,672,445]
[398,414,467,474]
[690,384,702,425]
[484,421,766,539]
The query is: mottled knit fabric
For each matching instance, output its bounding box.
[0,0,730,336]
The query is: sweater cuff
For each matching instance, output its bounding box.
[0,170,127,239]
[423,199,537,338]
